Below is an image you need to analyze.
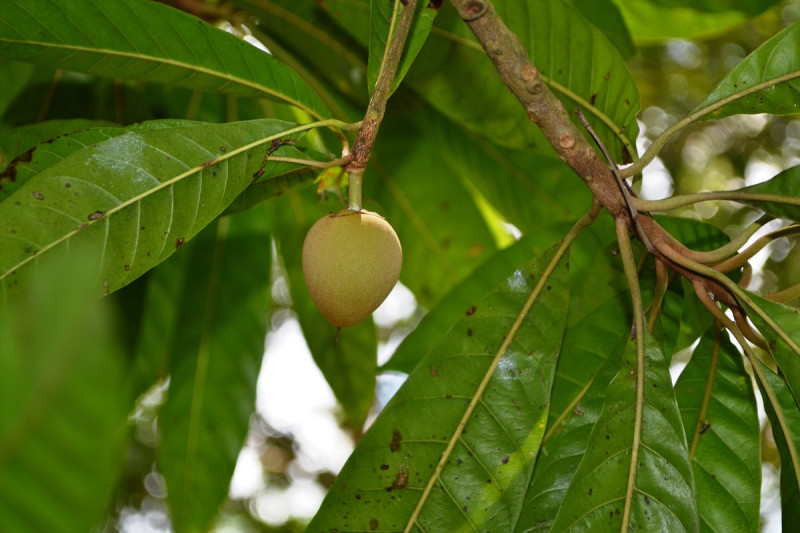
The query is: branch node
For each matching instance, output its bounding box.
[458,0,488,21]
[559,133,576,149]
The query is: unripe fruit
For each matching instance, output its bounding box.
[302,209,402,327]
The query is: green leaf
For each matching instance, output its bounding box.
[742,291,800,407]
[0,59,33,121]
[232,0,368,108]
[643,0,780,15]
[570,0,636,59]
[158,208,270,533]
[730,165,800,222]
[550,330,699,532]
[368,0,439,96]
[0,119,192,203]
[0,254,126,533]
[675,332,761,533]
[0,118,115,174]
[0,0,329,119]
[693,20,800,120]
[502,0,641,164]
[521,334,627,530]
[271,191,377,430]
[612,2,747,43]
[548,217,629,423]
[0,119,313,299]
[365,111,497,306]
[308,242,570,531]
[428,111,591,232]
[128,246,193,400]
[382,227,569,373]
[754,361,800,530]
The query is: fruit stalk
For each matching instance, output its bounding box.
[346,0,418,209]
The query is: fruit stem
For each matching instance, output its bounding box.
[346,0,418,177]
[348,169,364,212]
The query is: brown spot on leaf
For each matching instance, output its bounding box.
[176,237,185,248]
[88,210,105,221]
[392,469,408,489]
[390,430,402,452]
[369,518,379,531]
[466,305,476,315]
[32,191,44,200]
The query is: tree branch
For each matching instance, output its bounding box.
[448,0,739,309]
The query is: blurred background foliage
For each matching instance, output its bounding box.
[1,0,799,530]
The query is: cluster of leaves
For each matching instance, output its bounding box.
[1,0,800,532]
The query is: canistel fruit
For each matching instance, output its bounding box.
[302,209,403,327]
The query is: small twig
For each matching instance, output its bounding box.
[577,109,653,253]
[253,139,298,179]
[346,0,418,210]
[714,223,800,273]
[767,281,800,304]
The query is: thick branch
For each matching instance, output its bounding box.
[448,0,739,308]
[448,0,626,217]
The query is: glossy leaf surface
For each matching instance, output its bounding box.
[694,20,800,119]
[743,291,800,406]
[159,209,270,533]
[550,330,699,532]
[675,332,760,533]
[734,165,800,222]
[0,119,312,299]
[755,361,800,531]
[309,243,569,531]
[0,0,329,118]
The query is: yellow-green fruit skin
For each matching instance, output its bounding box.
[302,209,402,327]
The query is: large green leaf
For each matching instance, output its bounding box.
[0,118,115,175]
[234,0,368,110]
[613,1,746,43]
[550,330,699,532]
[675,332,760,533]
[728,165,800,222]
[0,0,329,119]
[521,334,627,530]
[368,0,440,95]
[365,111,497,306]
[645,0,780,14]
[0,255,126,533]
[0,59,33,121]
[570,0,635,59]
[0,119,195,202]
[755,361,800,530]
[271,191,378,430]
[743,291,800,407]
[0,119,315,299]
[158,208,270,533]
[308,242,570,531]
[383,227,569,374]
[693,20,800,120]
[548,217,629,423]
[428,110,591,232]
